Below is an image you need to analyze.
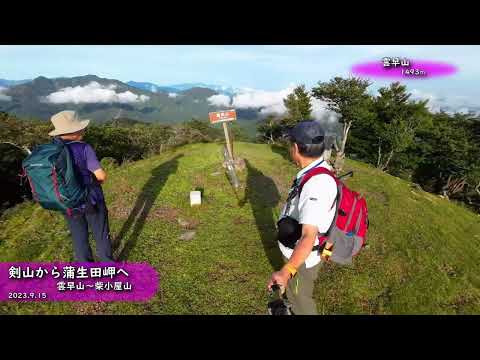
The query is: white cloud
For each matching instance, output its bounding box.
[410,89,439,108]
[168,92,178,98]
[233,87,290,117]
[44,82,150,104]
[0,86,11,101]
[232,87,293,113]
[410,88,479,114]
[311,98,340,123]
[259,103,287,116]
[212,86,341,122]
[207,94,231,107]
[457,107,471,114]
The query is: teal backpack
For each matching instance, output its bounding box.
[22,138,87,216]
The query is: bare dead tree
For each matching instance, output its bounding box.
[379,150,395,172]
[333,120,352,173]
[340,120,353,155]
[442,175,467,198]
[377,139,382,169]
[323,147,332,163]
[322,135,335,164]
[269,132,275,144]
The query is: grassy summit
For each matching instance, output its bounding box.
[1,142,479,314]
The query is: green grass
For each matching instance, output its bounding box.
[1,142,479,314]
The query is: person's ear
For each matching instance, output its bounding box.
[290,143,300,164]
[292,143,299,157]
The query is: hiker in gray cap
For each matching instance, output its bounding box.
[49,110,114,262]
[267,120,337,315]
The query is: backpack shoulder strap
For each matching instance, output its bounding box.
[298,166,338,195]
[283,162,335,216]
[299,166,340,213]
[64,140,85,145]
[52,136,65,146]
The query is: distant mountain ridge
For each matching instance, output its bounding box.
[126,81,178,94]
[1,78,236,95]
[127,81,237,96]
[0,79,32,87]
[0,75,258,137]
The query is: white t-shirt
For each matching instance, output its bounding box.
[278,157,337,268]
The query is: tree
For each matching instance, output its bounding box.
[469,118,480,204]
[256,115,283,144]
[311,77,373,172]
[412,112,476,198]
[229,122,250,142]
[0,112,50,150]
[373,82,431,172]
[282,84,313,127]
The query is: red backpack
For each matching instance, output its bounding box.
[298,166,369,264]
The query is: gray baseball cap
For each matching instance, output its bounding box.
[287,121,325,145]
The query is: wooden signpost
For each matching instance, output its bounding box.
[209,109,241,188]
[209,109,237,161]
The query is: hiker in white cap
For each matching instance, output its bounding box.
[49,110,114,262]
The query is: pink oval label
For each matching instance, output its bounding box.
[351,59,458,79]
[0,262,158,302]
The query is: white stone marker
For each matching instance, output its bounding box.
[190,191,202,206]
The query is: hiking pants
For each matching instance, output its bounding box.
[283,256,322,315]
[65,202,114,262]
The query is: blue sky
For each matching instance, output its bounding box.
[1,45,479,112]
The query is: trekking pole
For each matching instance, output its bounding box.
[338,171,353,180]
[267,283,291,315]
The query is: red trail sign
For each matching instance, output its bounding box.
[208,110,237,124]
